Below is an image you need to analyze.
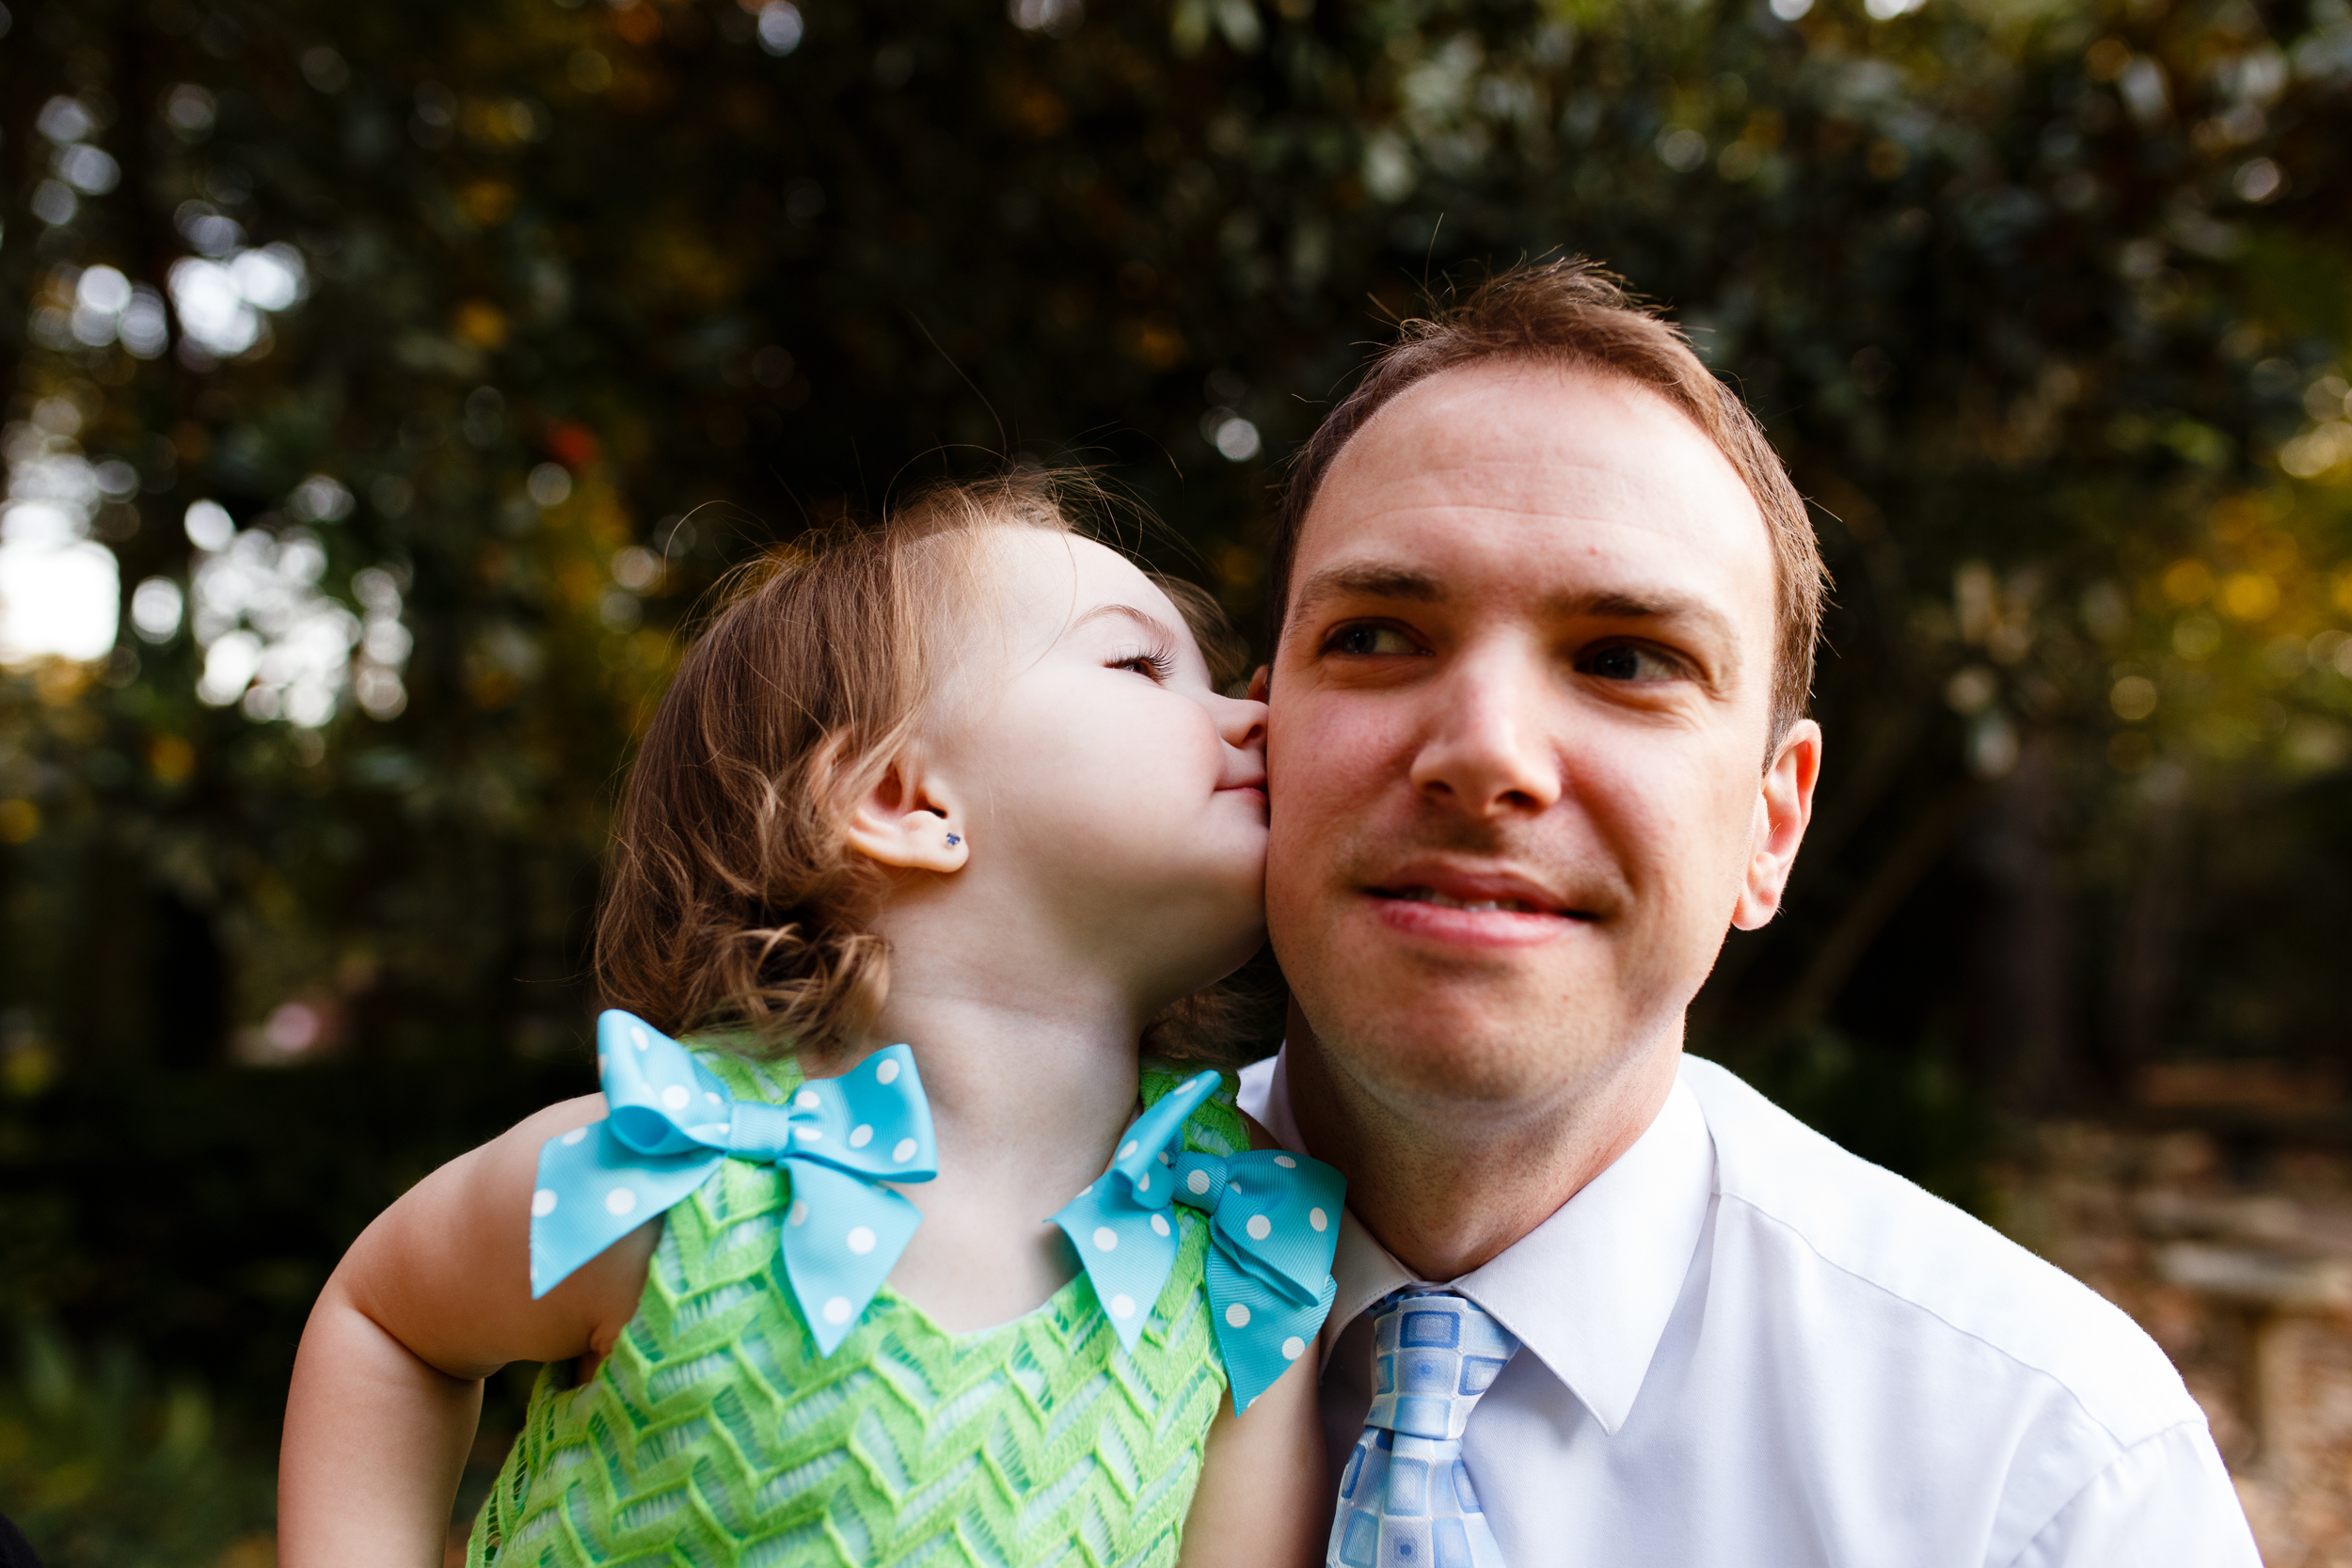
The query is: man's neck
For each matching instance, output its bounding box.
[1283,1004,1682,1280]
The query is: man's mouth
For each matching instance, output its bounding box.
[1364,879,1583,949]
[1360,864,1596,946]
[1377,887,1557,916]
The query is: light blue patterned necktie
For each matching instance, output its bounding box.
[1328,1290,1520,1568]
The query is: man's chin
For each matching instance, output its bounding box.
[1347,1026,1621,1120]
[1295,972,1630,1104]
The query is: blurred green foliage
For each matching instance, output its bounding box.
[0,1322,274,1561]
[1,0,2349,1548]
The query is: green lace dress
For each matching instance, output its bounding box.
[468,1056,1248,1568]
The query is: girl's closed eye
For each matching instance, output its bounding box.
[1107,643,1176,681]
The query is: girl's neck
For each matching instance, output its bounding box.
[869,981,1141,1163]
[847,877,1167,1174]
[847,948,1153,1335]
[820,873,1172,1332]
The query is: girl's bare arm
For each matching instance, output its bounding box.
[1178,1344,1329,1568]
[1176,1108,1334,1568]
[278,1094,659,1567]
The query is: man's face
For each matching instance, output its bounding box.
[1264,360,1814,1117]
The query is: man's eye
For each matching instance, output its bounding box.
[1580,643,1684,682]
[1325,623,1419,657]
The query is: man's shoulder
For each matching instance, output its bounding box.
[1681,1053,2203,1450]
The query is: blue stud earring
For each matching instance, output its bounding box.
[946,832,961,847]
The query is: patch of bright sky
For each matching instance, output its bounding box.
[0,403,120,664]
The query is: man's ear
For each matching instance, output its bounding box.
[1248,665,1269,703]
[1732,719,1822,930]
[843,757,970,874]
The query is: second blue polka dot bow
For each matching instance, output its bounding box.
[530,1009,938,1354]
[1053,1069,1344,1412]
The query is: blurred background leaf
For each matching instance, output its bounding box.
[0,1321,273,1565]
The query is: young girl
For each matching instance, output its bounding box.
[278,475,1341,1567]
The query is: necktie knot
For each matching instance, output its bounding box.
[1329,1290,1519,1568]
[1368,1291,1521,1443]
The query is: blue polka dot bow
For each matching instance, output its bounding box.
[530,1009,938,1355]
[1052,1069,1344,1412]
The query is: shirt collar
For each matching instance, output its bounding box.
[1260,1048,1717,1435]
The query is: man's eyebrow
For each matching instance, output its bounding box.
[1290,563,1446,614]
[1293,569,1735,643]
[1546,588,1738,644]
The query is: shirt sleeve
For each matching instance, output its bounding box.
[2008,1418,2263,1568]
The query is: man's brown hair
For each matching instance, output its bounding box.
[1272,259,1829,741]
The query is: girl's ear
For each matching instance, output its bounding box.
[843,758,970,874]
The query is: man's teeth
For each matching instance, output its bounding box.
[1395,887,1541,913]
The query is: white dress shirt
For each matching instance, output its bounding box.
[1239,1050,2261,1567]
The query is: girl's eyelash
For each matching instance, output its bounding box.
[1108,643,1176,680]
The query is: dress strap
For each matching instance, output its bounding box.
[1053,1068,1344,1410]
[529,1010,938,1354]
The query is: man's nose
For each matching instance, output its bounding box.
[1408,644,1562,817]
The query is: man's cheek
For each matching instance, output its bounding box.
[1276,699,1395,790]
